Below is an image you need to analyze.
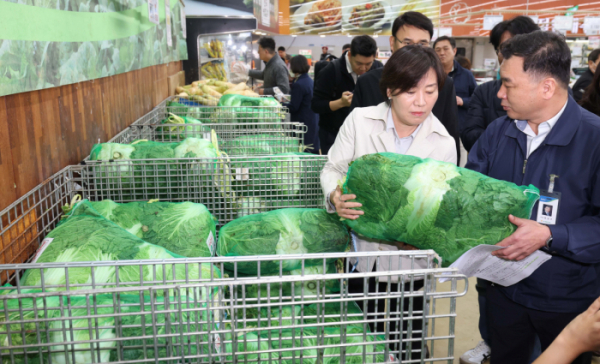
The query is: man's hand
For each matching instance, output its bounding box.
[330,186,363,220]
[340,91,353,107]
[257,88,264,95]
[456,96,464,106]
[492,215,551,261]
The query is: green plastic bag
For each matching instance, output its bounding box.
[63,199,218,257]
[20,201,220,292]
[342,153,540,265]
[221,134,305,156]
[156,113,211,140]
[217,208,350,275]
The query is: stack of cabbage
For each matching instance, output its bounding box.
[221,134,306,156]
[0,292,219,364]
[156,113,211,141]
[63,199,218,257]
[88,137,222,201]
[0,200,222,363]
[217,208,350,275]
[342,153,540,265]
[20,200,219,291]
[215,94,284,125]
[220,302,389,363]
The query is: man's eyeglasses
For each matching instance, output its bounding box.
[395,37,430,47]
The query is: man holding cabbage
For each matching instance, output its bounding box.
[320,45,456,360]
[465,31,600,364]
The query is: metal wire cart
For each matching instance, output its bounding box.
[0,97,468,363]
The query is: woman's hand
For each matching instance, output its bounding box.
[330,186,363,220]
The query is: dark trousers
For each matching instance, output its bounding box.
[487,283,592,364]
[318,128,338,155]
[348,274,426,361]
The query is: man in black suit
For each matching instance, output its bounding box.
[350,12,461,163]
[311,35,379,154]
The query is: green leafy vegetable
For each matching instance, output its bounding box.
[217,208,350,275]
[66,199,218,257]
[20,201,220,292]
[342,153,540,265]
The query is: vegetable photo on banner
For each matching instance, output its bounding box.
[341,153,540,266]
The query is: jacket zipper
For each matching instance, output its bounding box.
[522,159,528,174]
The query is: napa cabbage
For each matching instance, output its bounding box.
[342,153,540,265]
[217,208,350,275]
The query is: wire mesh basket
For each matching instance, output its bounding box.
[101,121,309,158]
[76,154,327,226]
[0,252,468,364]
[143,95,291,125]
[0,153,328,268]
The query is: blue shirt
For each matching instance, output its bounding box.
[466,96,600,313]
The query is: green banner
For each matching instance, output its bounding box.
[0,0,187,97]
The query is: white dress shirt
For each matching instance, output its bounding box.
[345,53,358,84]
[514,100,568,158]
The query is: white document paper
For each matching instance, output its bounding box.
[440,245,552,286]
[553,16,573,31]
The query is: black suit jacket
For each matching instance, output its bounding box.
[311,55,380,134]
[350,67,461,164]
[573,68,594,102]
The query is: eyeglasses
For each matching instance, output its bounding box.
[395,37,430,47]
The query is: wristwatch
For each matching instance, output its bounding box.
[545,235,553,249]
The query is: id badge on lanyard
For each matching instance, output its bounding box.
[536,174,560,225]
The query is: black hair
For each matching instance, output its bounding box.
[505,16,541,38]
[580,66,600,116]
[391,11,434,39]
[342,44,351,51]
[456,55,472,70]
[379,45,445,100]
[500,31,571,89]
[350,35,377,58]
[258,37,276,54]
[589,49,600,64]
[290,55,310,74]
[490,20,509,51]
[277,46,285,52]
[433,36,456,49]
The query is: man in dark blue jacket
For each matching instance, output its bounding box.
[467,31,600,364]
[433,36,477,129]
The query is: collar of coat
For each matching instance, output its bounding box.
[504,95,581,147]
[363,102,452,158]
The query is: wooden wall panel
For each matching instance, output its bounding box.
[0,62,182,211]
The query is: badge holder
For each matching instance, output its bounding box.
[536,174,560,226]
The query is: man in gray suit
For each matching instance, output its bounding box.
[247,37,290,95]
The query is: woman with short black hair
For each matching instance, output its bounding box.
[283,55,320,153]
[320,45,456,359]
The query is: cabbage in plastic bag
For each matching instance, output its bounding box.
[67,199,218,257]
[217,209,350,275]
[342,153,540,265]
